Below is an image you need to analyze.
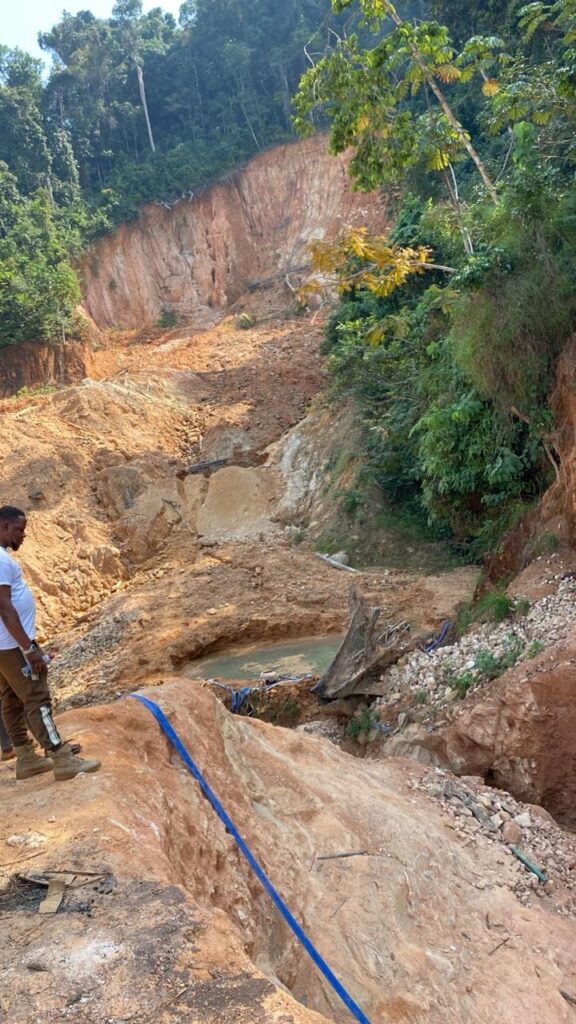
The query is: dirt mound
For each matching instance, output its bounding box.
[2,681,576,1024]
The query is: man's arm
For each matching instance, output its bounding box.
[0,585,44,670]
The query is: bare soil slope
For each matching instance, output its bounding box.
[3,681,576,1024]
[82,136,391,330]
[0,314,477,707]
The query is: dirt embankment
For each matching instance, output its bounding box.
[3,681,576,1024]
[81,136,391,330]
[0,340,94,399]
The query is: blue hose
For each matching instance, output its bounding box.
[129,692,373,1024]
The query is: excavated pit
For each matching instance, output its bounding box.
[184,635,344,681]
[3,135,576,1022]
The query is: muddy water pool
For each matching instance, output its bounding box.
[185,635,343,681]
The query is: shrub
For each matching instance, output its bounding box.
[475,590,515,623]
[236,312,255,329]
[345,708,379,740]
[526,639,544,658]
[157,307,178,329]
[454,672,474,698]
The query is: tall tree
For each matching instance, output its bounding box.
[295,0,501,202]
[112,0,156,152]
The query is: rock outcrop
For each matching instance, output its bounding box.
[431,639,576,828]
[82,136,390,329]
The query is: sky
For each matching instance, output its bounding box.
[2,0,183,63]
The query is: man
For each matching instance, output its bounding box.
[0,505,100,781]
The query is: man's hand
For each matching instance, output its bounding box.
[25,645,47,674]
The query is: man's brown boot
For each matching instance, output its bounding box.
[51,742,101,782]
[14,741,53,780]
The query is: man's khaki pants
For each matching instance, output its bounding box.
[0,648,62,750]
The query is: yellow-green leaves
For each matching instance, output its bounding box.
[309,227,434,297]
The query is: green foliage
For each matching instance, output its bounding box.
[0,4,345,347]
[456,602,475,635]
[456,591,529,634]
[297,0,576,560]
[321,208,552,554]
[14,383,58,398]
[532,530,560,555]
[310,2,576,554]
[336,487,365,521]
[294,3,501,197]
[0,187,81,346]
[345,708,380,739]
[156,306,178,328]
[450,632,525,698]
[453,671,474,698]
[475,634,525,675]
[236,312,256,330]
[35,0,342,226]
[473,648,504,678]
[526,638,544,657]
[450,181,576,416]
[474,589,515,623]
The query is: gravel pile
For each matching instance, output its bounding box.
[376,572,576,716]
[49,613,136,708]
[410,767,576,915]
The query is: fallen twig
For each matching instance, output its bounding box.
[561,990,576,1007]
[317,850,369,861]
[20,868,107,877]
[330,897,350,919]
[141,985,193,1020]
[488,936,510,956]
[0,850,44,870]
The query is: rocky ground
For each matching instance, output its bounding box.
[374,560,576,719]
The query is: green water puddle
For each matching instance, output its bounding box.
[185,635,343,681]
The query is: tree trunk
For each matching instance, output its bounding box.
[135,60,156,153]
[384,1,499,203]
[315,586,414,699]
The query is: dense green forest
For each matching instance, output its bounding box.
[2,0,576,555]
[295,0,576,556]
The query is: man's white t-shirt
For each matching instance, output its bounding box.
[0,546,36,650]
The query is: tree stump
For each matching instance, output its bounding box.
[316,585,413,699]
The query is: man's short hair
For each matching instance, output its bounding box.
[0,506,25,521]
